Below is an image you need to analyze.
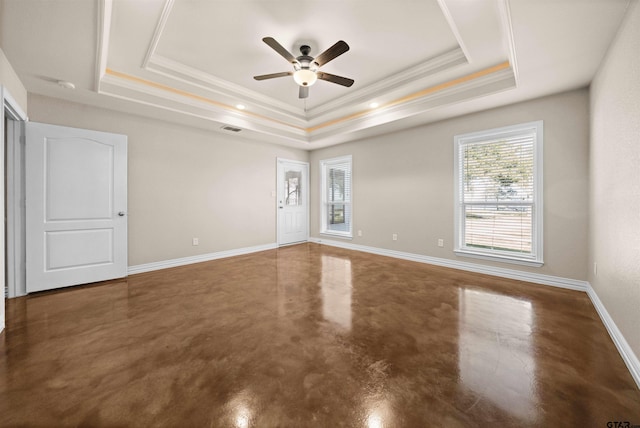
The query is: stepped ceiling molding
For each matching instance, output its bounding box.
[0,0,630,148]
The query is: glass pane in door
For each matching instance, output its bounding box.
[285,170,302,206]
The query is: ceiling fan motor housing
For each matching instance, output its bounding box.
[293,45,318,86]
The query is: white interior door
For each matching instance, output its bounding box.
[277,158,308,245]
[25,122,128,293]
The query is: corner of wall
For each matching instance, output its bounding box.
[0,47,28,113]
[588,0,640,385]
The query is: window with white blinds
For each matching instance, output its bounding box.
[320,155,352,237]
[454,121,543,266]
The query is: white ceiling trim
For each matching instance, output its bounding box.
[98,80,308,148]
[146,47,470,130]
[93,0,521,148]
[100,71,307,139]
[436,0,471,62]
[306,47,468,121]
[309,65,516,142]
[498,0,519,85]
[94,0,112,92]
[146,54,305,122]
[141,0,175,69]
[135,0,472,128]
[98,60,515,148]
[87,0,631,149]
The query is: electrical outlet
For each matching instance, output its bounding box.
[392,233,398,241]
[438,238,444,247]
[192,237,199,246]
[357,230,362,237]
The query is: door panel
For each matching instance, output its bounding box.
[26,122,127,293]
[277,159,308,245]
[46,138,114,220]
[46,228,114,270]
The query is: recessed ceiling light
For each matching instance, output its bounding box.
[369,102,379,109]
[236,104,246,110]
[57,80,75,90]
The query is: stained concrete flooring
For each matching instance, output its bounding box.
[1,243,639,427]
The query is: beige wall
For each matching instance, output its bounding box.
[28,94,308,266]
[589,1,640,358]
[0,47,27,111]
[310,89,590,281]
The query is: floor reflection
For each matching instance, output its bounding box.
[458,288,538,422]
[227,389,255,428]
[364,397,393,428]
[320,255,352,331]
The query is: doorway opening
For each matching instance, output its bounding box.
[2,88,28,299]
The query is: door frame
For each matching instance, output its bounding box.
[276,158,309,246]
[2,86,28,299]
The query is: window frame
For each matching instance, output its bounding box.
[320,155,353,239]
[453,121,544,267]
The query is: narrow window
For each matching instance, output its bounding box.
[454,121,543,266]
[320,155,352,238]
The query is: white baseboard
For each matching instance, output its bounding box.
[308,237,588,291]
[587,285,640,390]
[127,243,277,275]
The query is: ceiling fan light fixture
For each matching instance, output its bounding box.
[293,69,317,87]
[255,37,353,98]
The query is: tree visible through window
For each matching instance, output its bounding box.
[285,170,301,206]
[454,122,543,265]
[320,156,352,237]
[329,169,345,224]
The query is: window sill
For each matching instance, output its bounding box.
[320,232,353,240]
[454,249,543,267]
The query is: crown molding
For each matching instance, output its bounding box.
[139,2,467,127]
[145,48,469,131]
[92,0,521,148]
[308,63,515,140]
[498,0,519,84]
[306,47,468,119]
[139,0,307,126]
[97,60,514,147]
[436,0,472,62]
[100,70,308,142]
[146,54,306,123]
[95,0,112,92]
[141,0,175,69]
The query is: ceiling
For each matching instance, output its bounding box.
[0,0,631,149]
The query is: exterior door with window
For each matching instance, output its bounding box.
[277,159,308,245]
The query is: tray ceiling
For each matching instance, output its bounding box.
[0,0,630,148]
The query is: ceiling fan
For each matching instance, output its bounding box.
[254,37,355,99]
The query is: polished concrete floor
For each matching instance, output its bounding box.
[1,243,638,427]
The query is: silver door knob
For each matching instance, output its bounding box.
[118,212,126,216]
